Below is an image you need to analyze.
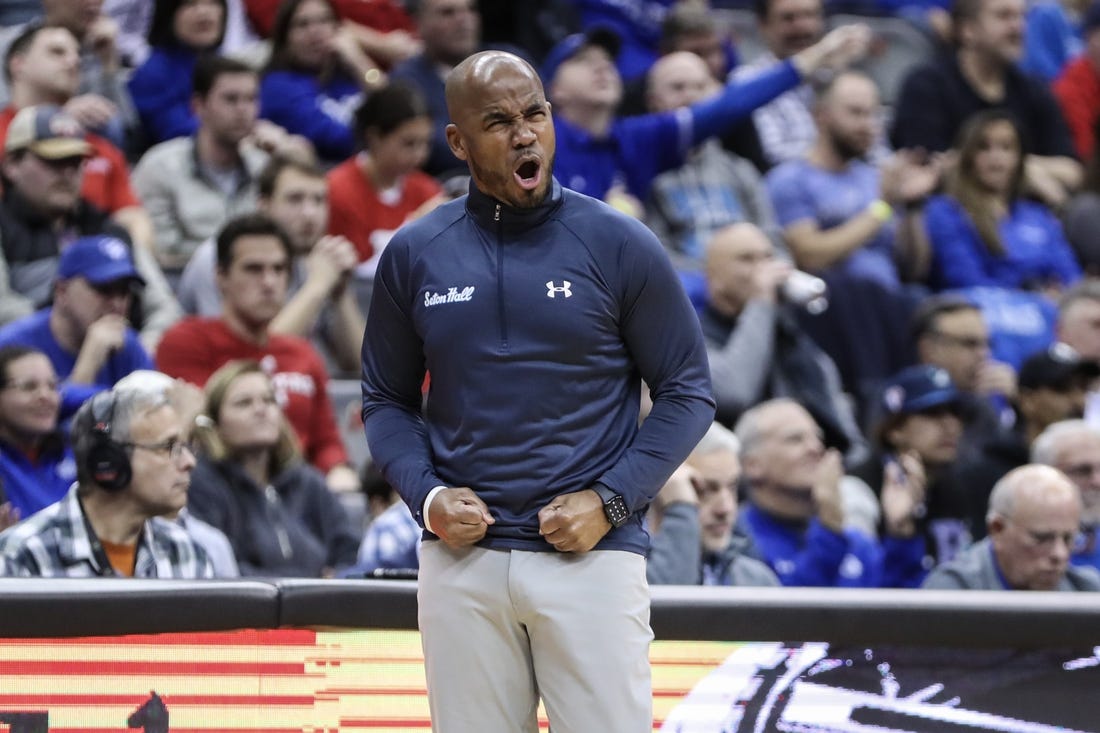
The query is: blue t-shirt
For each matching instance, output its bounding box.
[924,195,1082,291]
[0,309,153,395]
[766,158,900,289]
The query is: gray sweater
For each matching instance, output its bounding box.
[647,503,779,587]
[922,537,1100,591]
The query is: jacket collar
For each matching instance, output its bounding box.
[465,177,564,236]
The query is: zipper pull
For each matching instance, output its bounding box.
[494,204,501,222]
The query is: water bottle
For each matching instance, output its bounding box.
[781,270,829,314]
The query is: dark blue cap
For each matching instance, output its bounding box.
[540,26,620,87]
[881,365,961,416]
[57,236,145,287]
[1085,1,1100,34]
[1019,343,1100,391]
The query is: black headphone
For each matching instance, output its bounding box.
[86,391,132,491]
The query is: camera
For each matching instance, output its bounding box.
[781,270,828,314]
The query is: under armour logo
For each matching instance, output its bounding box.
[546,280,572,298]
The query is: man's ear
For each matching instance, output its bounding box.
[445,124,468,161]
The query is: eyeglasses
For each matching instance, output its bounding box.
[1,379,59,395]
[1010,521,1084,551]
[120,437,197,461]
[1062,462,1100,481]
[929,331,990,350]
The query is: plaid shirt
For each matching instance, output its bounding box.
[0,485,214,579]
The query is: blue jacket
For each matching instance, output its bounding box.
[0,437,76,518]
[925,195,1082,291]
[128,46,199,145]
[259,70,361,162]
[739,504,926,588]
[361,180,715,555]
[553,60,801,202]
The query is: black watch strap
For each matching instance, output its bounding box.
[593,484,630,528]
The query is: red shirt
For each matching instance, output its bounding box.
[1053,55,1100,162]
[155,318,349,473]
[327,157,442,262]
[245,0,414,38]
[0,106,140,215]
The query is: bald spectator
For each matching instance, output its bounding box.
[647,422,778,587]
[545,23,871,206]
[922,464,1100,590]
[643,52,782,272]
[1032,420,1100,571]
[1057,280,1100,362]
[735,399,924,587]
[700,223,866,463]
[958,344,1100,536]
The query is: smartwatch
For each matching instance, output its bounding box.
[593,484,630,528]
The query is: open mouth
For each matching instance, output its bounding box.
[514,159,542,191]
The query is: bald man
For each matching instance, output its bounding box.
[644,52,782,271]
[701,222,866,461]
[922,464,1100,590]
[361,51,715,732]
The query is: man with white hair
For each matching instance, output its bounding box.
[647,422,778,586]
[922,464,1100,590]
[1032,420,1100,572]
[0,383,213,578]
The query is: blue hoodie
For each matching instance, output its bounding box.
[361,180,715,556]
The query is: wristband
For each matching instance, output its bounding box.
[868,198,894,223]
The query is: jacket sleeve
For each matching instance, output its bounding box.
[128,55,198,144]
[706,299,776,419]
[646,503,702,585]
[595,220,716,512]
[688,60,801,145]
[361,234,445,527]
[260,73,355,161]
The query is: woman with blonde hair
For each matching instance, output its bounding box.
[189,359,358,576]
[923,110,1082,294]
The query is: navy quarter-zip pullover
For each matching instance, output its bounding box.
[362,179,715,555]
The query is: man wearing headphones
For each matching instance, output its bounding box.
[0,386,213,578]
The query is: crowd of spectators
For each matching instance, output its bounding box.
[1,0,1100,594]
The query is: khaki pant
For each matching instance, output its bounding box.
[418,542,653,733]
